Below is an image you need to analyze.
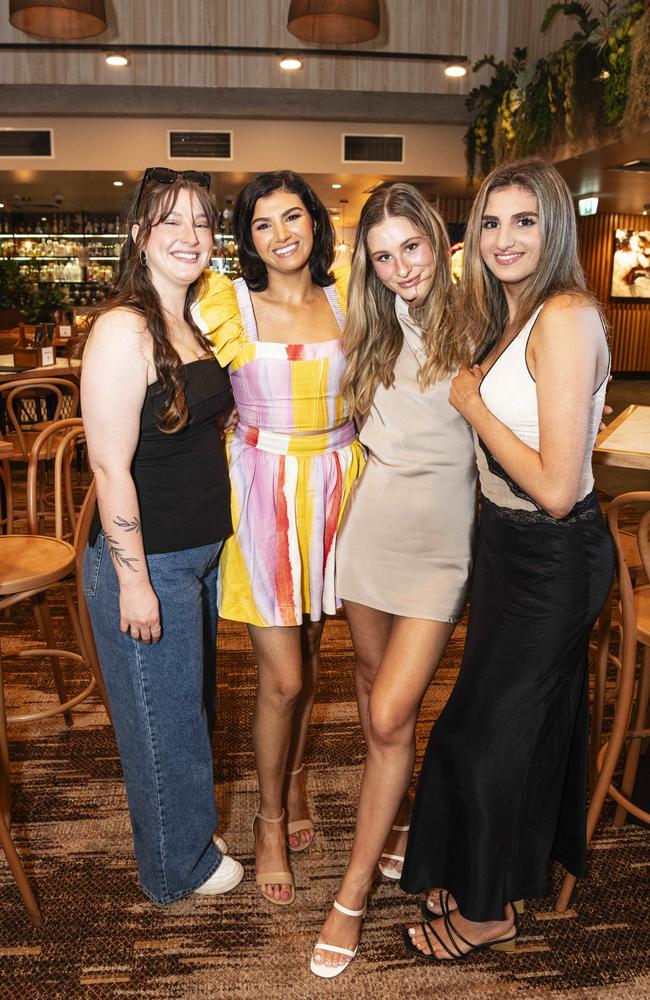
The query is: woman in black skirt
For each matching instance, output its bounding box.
[400,157,614,961]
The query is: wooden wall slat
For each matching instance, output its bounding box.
[0,0,511,95]
[578,214,650,372]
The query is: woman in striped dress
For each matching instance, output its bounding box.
[194,172,365,906]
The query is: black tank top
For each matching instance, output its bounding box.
[90,357,233,554]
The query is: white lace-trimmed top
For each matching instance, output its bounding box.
[476,302,610,513]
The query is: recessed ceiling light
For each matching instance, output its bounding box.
[106,54,129,67]
[41,216,47,221]
[331,183,342,189]
[0,202,4,209]
[113,180,124,187]
[280,55,302,71]
[445,64,467,78]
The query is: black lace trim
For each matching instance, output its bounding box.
[480,492,600,527]
[477,437,542,511]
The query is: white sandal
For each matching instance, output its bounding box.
[378,823,410,880]
[310,898,367,979]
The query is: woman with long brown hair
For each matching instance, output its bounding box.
[401,157,614,961]
[310,183,476,978]
[80,168,243,904]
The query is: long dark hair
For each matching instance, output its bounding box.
[76,175,217,432]
[233,170,335,291]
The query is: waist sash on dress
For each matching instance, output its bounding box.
[234,420,356,457]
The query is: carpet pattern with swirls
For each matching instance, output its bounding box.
[0,595,649,1000]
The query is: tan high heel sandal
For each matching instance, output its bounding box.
[286,764,315,853]
[252,809,295,905]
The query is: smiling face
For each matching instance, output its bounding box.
[366,215,435,304]
[479,185,542,293]
[135,187,214,287]
[250,188,314,276]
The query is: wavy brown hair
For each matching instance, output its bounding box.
[341,183,468,417]
[75,175,217,432]
[460,157,601,362]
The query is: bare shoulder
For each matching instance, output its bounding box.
[539,292,602,329]
[85,307,150,364]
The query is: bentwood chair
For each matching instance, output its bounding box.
[557,492,650,912]
[0,419,109,922]
[0,377,80,533]
[589,521,644,785]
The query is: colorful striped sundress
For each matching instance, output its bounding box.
[193,269,365,627]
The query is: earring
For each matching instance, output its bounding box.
[139,250,148,267]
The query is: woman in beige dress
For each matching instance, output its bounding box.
[310,183,476,978]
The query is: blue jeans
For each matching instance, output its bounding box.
[83,532,225,904]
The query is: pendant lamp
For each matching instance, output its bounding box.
[9,0,107,39]
[288,0,380,44]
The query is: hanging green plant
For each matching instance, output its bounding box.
[463,0,647,179]
[621,5,650,133]
[465,49,527,183]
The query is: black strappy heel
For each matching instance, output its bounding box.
[403,892,517,962]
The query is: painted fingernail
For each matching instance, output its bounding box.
[409,927,415,936]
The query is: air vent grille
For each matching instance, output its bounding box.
[0,129,52,157]
[169,131,232,159]
[343,134,404,163]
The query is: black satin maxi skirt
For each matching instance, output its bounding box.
[400,490,614,922]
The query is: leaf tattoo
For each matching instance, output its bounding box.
[113,514,141,533]
[105,535,139,573]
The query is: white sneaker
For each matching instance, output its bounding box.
[213,834,228,854]
[194,854,244,895]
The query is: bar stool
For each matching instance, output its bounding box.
[557,491,650,912]
[0,419,108,923]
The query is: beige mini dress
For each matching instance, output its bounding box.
[335,294,477,622]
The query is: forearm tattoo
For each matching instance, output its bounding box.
[112,514,141,533]
[105,536,139,572]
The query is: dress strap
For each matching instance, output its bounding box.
[323,282,345,331]
[233,278,258,343]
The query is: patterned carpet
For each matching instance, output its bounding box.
[1,593,649,1000]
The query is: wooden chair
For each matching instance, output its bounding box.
[589,524,644,785]
[557,492,650,912]
[0,419,110,923]
[1,378,80,461]
[0,378,80,533]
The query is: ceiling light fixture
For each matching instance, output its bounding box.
[9,0,107,39]
[112,180,124,187]
[445,64,467,78]
[106,53,129,67]
[0,203,5,209]
[331,183,342,189]
[279,55,302,70]
[288,0,380,44]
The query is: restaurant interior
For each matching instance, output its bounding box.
[0,1,649,997]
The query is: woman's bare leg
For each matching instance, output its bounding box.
[347,602,411,874]
[248,623,304,902]
[313,615,455,969]
[284,617,326,849]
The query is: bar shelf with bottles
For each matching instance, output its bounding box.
[1,211,240,302]
[0,210,122,306]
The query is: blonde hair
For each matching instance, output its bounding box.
[341,183,468,417]
[460,157,599,361]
